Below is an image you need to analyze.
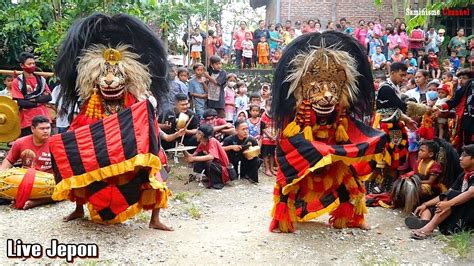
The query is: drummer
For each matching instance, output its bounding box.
[0,115,54,209]
[159,93,200,150]
[223,120,261,183]
[183,124,230,189]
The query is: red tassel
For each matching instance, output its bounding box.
[329,202,354,228]
[15,168,36,209]
[270,202,295,233]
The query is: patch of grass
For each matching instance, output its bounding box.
[357,254,399,266]
[173,192,190,203]
[186,204,201,219]
[135,212,150,223]
[441,230,473,258]
[192,191,202,197]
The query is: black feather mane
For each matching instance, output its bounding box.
[271,31,374,129]
[54,13,169,116]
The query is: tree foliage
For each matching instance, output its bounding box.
[0,0,230,71]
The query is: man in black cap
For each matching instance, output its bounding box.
[407,144,474,239]
[183,124,230,189]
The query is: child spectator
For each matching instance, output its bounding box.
[236,109,248,121]
[371,46,387,71]
[260,83,271,108]
[373,18,382,37]
[427,48,440,79]
[176,67,189,96]
[405,51,418,69]
[442,59,453,75]
[224,74,237,123]
[247,104,261,141]
[368,34,383,57]
[206,55,227,118]
[417,49,429,71]
[235,82,249,114]
[249,92,264,115]
[391,46,404,63]
[168,64,179,105]
[241,32,254,69]
[188,63,208,119]
[271,49,282,69]
[190,28,203,65]
[435,84,450,139]
[387,27,401,59]
[441,72,454,97]
[0,75,13,97]
[257,36,270,66]
[449,51,460,73]
[261,100,277,176]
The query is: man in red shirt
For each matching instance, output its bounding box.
[184,124,230,189]
[11,52,51,137]
[0,115,54,209]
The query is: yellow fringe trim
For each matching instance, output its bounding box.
[353,194,368,215]
[372,113,381,129]
[283,121,301,138]
[298,198,340,222]
[303,125,314,141]
[87,186,170,224]
[335,117,349,143]
[52,153,163,201]
[282,152,382,196]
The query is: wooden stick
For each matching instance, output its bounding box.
[0,70,54,77]
[180,115,194,145]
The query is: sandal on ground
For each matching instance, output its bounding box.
[405,216,429,230]
[411,230,432,240]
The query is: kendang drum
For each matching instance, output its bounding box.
[243,146,261,160]
[0,168,55,200]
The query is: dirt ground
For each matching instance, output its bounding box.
[1,163,473,265]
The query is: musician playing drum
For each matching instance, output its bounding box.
[223,119,261,183]
[0,115,54,209]
[159,93,200,150]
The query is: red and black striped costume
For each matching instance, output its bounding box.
[270,118,386,232]
[50,100,169,223]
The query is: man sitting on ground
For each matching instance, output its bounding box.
[407,144,474,239]
[223,119,261,183]
[0,115,54,209]
[183,124,230,189]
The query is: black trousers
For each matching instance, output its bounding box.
[193,153,225,189]
[235,49,243,69]
[230,157,260,182]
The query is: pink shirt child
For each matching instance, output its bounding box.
[224,86,236,121]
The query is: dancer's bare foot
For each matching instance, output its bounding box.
[63,204,84,222]
[149,220,174,231]
[23,198,53,210]
[271,169,278,176]
[359,223,371,230]
[264,170,273,177]
[149,208,174,231]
